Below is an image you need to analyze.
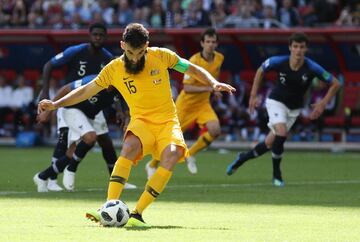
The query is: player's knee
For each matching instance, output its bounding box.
[82,132,97,145]
[165,147,183,161]
[206,121,220,137]
[121,141,141,157]
[265,133,275,149]
[274,125,287,137]
[208,126,221,138]
[171,148,184,161]
[161,149,183,170]
[265,139,273,149]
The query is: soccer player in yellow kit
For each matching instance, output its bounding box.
[147,28,224,175]
[38,23,235,227]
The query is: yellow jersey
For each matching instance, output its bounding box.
[176,51,224,108]
[95,47,180,124]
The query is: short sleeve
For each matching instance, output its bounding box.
[50,44,86,67]
[306,58,333,83]
[261,56,288,72]
[94,62,114,88]
[158,48,180,69]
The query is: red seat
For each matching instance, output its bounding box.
[24,69,40,82]
[240,70,277,84]
[343,87,360,110]
[51,69,65,80]
[351,117,360,126]
[24,69,41,88]
[324,116,345,126]
[239,70,255,83]
[219,70,231,83]
[0,69,16,82]
[343,71,360,86]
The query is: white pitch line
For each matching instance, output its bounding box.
[1,180,359,196]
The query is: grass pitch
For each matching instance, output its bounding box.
[0,147,359,241]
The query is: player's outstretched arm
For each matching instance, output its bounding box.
[185,62,235,94]
[249,66,264,114]
[38,80,104,112]
[39,61,54,100]
[183,84,213,93]
[310,77,341,120]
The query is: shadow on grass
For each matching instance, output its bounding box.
[125,225,183,231]
[124,225,231,231]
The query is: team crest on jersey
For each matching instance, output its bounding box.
[153,79,161,85]
[302,74,308,83]
[151,69,160,76]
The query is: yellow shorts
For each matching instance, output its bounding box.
[177,102,219,131]
[125,118,188,164]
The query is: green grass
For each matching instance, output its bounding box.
[0,147,359,241]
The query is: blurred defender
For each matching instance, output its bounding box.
[226,32,340,186]
[146,28,224,177]
[37,22,116,191]
[35,75,135,192]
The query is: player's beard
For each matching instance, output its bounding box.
[124,54,145,74]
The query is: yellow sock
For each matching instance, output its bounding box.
[134,166,172,214]
[107,156,132,200]
[149,159,160,168]
[189,131,214,156]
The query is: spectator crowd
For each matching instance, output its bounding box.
[0,0,359,29]
[0,73,35,137]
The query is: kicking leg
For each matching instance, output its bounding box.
[128,144,184,227]
[226,132,274,175]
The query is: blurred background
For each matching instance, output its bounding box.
[0,0,359,150]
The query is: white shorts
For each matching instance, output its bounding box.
[265,98,300,133]
[56,107,68,130]
[62,108,109,146]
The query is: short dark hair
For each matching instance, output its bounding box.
[123,23,149,49]
[288,32,309,46]
[89,22,107,33]
[201,27,218,42]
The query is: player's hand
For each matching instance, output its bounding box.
[38,99,57,114]
[249,95,258,114]
[310,102,326,120]
[213,91,222,100]
[36,110,51,123]
[213,82,236,94]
